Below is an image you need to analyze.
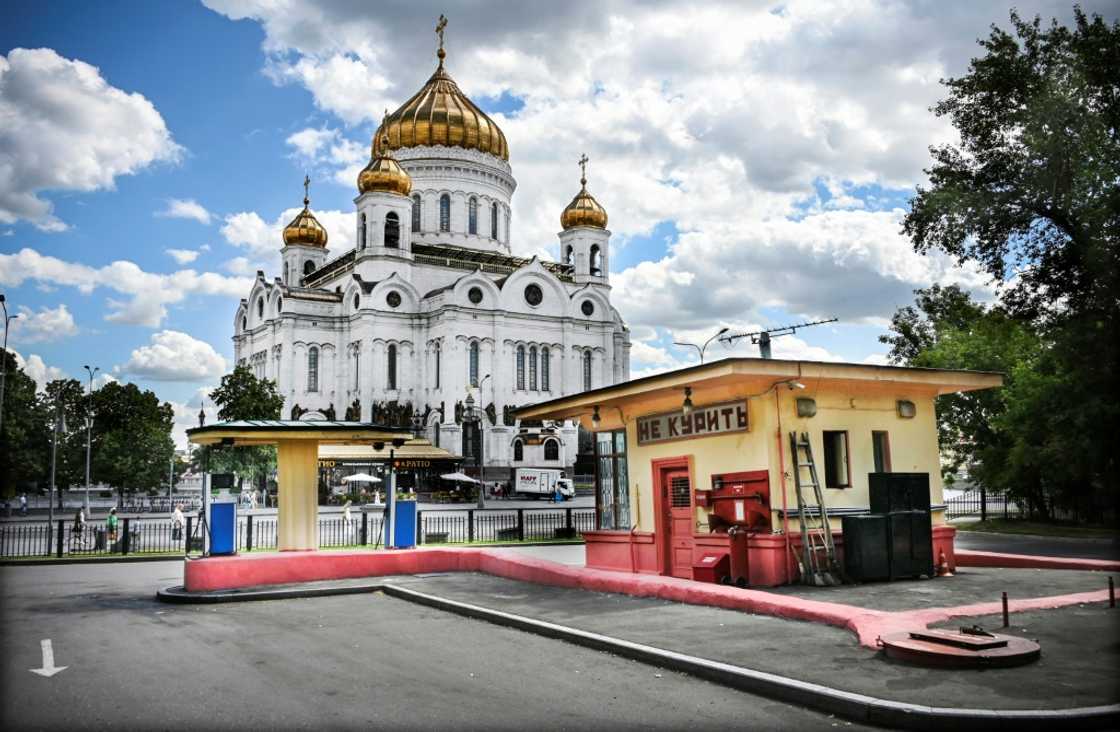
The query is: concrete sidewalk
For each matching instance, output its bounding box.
[388,571,1119,713]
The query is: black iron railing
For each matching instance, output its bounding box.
[945,488,1022,521]
[0,507,593,559]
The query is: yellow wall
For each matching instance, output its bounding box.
[277,440,320,550]
[621,382,945,534]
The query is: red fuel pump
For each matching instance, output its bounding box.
[703,470,771,586]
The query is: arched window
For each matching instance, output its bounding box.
[257,297,264,318]
[541,347,550,391]
[353,293,359,310]
[283,262,289,283]
[434,342,441,388]
[513,439,524,462]
[307,346,319,392]
[387,344,397,390]
[590,245,601,275]
[385,212,400,248]
[516,345,525,390]
[469,341,479,388]
[564,245,573,264]
[303,260,315,276]
[544,439,559,461]
[439,194,451,232]
[277,297,282,313]
[528,346,538,391]
[490,202,499,239]
[353,349,360,390]
[241,316,247,331]
[359,213,367,249]
[468,197,478,235]
[583,350,592,391]
[411,194,421,231]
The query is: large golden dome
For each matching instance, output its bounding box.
[561,159,608,230]
[358,131,413,196]
[283,178,328,247]
[372,47,509,161]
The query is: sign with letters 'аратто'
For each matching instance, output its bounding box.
[636,400,749,445]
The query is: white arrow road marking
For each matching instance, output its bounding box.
[30,639,67,678]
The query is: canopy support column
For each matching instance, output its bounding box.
[277,440,319,551]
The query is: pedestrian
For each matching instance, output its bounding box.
[342,499,353,543]
[19,493,28,515]
[107,507,119,545]
[70,508,86,551]
[171,504,185,541]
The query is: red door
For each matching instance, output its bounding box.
[664,469,694,578]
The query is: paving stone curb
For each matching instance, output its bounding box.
[156,582,385,604]
[382,583,1120,732]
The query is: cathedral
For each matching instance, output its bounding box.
[233,21,631,480]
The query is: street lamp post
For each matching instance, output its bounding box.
[48,396,65,525]
[673,326,730,364]
[0,293,21,437]
[82,365,99,516]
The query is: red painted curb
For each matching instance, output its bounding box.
[956,549,1120,572]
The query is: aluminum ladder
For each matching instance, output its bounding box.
[788,432,843,586]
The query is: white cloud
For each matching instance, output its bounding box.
[11,349,66,391]
[221,206,356,272]
[169,387,219,448]
[9,304,78,344]
[156,198,212,225]
[92,372,118,389]
[0,48,182,231]
[0,248,252,328]
[165,248,200,264]
[119,330,227,381]
[286,127,367,187]
[286,127,336,158]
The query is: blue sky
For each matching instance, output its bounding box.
[3,1,1112,445]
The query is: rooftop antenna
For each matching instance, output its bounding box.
[719,318,838,359]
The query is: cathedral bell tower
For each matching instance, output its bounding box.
[280,176,330,286]
[558,154,610,285]
[355,124,414,259]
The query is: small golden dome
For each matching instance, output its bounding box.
[561,157,608,230]
[283,177,328,248]
[372,44,508,161]
[358,131,413,196]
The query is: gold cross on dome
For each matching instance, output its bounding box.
[436,15,448,50]
[303,174,311,204]
[578,154,589,182]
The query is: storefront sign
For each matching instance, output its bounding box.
[636,400,748,445]
[393,459,432,469]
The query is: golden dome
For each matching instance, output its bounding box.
[358,131,413,196]
[283,177,328,247]
[561,157,608,230]
[372,47,509,161]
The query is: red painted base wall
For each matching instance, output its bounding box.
[583,523,958,586]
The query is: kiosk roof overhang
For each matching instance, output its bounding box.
[187,420,412,447]
[517,357,1003,431]
[319,437,461,462]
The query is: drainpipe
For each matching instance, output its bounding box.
[774,388,792,583]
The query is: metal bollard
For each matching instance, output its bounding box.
[246,514,254,552]
[1110,577,1115,608]
[1002,591,1009,628]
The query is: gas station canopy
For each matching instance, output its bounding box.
[186,420,411,447]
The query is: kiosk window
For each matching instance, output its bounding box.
[595,430,630,530]
[823,430,850,488]
[872,431,891,473]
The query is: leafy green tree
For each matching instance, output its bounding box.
[205,365,284,495]
[40,378,90,508]
[89,381,176,505]
[901,8,1119,518]
[0,349,49,497]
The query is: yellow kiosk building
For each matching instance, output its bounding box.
[518,358,1001,586]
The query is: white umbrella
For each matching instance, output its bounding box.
[343,473,382,483]
[440,472,479,484]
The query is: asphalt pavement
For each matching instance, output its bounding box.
[955,527,1120,560]
[0,561,872,731]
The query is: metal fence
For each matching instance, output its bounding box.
[945,488,1023,521]
[0,507,595,560]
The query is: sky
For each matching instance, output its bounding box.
[2,0,1114,448]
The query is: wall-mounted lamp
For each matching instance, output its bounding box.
[787,381,805,390]
[591,405,601,430]
[796,397,817,417]
[897,400,916,419]
[681,386,694,415]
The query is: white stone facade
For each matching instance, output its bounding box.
[233,144,630,479]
